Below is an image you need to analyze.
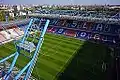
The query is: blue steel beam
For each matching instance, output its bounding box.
[14,62,31,80]
[4,52,19,80]
[21,18,34,43]
[0,53,16,63]
[0,18,50,80]
[24,19,50,80]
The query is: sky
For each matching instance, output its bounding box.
[2,0,120,5]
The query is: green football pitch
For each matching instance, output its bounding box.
[0,33,111,80]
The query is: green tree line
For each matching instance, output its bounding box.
[0,10,13,21]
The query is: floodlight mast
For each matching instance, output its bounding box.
[0,18,50,80]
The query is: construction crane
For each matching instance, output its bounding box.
[0,18,50,80]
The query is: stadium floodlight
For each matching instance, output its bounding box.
[0,18,50,80]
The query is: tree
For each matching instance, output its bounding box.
[0,10,14,21]
[0,10,5,21]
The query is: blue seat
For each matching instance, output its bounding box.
[55,28,65,34]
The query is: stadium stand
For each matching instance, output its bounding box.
[34,10,116,18]
[55,28,66,34]
[13,28,24,36]
[0,26,24,45]
[1,31,11,40]
[8,29,19,38]
[64,29,77,37]
[16,17,120,47]
[76,31,90,40]
[0,33,6,43]
[111,12,120,19]
[47,27,58,33]
[0,11,119,47]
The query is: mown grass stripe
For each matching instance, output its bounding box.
[33,67,54,80]
[42,43,75,55]
[42,51,69,62]
[39,55,64,66]
[0,33,85,80]
[36,61,58,76]
[45,34,81,44]
[39,57,61,71]
[44,38,80,47]
[44,39,80,50]
[41,48,70,60]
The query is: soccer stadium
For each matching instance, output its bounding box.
[0,5,120,80]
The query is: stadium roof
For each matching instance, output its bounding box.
[28,13,120,24]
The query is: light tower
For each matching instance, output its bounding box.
[0,18,50,80]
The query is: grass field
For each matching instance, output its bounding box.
[0,33,111,80]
